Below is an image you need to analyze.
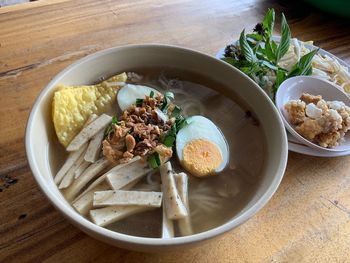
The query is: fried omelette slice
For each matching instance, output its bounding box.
[53,72,127,147]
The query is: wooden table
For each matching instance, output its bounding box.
[1,0,350,262]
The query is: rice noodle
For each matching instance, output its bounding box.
[189,182,223,218]
[146,170,161,186]
[181,100,205,116]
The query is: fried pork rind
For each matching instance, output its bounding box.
[285,93,350,148]
[284,100,306,125]
[300,93,322,104]
[295,119,323,140]
[53,73,127,147]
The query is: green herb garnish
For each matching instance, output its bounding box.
[164,91,175,100]
[136,98,143,107]
[150,91,154,98]
[148,152,161,169]
[160,91,175,111]
[222,8,318,100]
[104,115,120,137]
[163,136,176,148]
[175,116,188,131]
[171,105,181,118]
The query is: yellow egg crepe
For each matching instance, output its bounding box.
[52,72,127,147]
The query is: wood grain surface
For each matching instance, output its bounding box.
[1,0,350,262]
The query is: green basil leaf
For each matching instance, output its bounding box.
[221,57,236,64]
[275,69,287,89]
[262,8,275,37]
[260,60,279,71]
[275,13,291,63]
[288,49,318,77]
[247,33,262,41]
[149,91,154,98]
[264,41,276,61]
[239,29,257,63]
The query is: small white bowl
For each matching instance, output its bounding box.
[276,76,350,152]
[25,44,288,251]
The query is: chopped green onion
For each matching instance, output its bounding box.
[175,116,188,131]
[136,98,143,107]
[160,98,168,111]
[104,115,120,137]
[150,91,154,98]
[163,136,176,147]
[111,115,119,125]
[148,153,161,169]
[171,105,181,118]
[164,91,174,100]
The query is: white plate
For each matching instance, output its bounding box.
[216,37,350,157]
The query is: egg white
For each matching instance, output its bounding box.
[117,84,160,111]
[176,115,229,172]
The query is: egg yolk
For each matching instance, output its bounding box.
[182,139,223,177]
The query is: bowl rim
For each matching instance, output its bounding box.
[25,43,288,247]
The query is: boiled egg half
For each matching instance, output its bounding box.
[176,115,229,177]
[117,84,160,111]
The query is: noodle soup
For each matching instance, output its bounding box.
[50,67,266,238]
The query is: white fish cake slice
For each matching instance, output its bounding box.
[93,190,162,208]
[84,129,105,163]
[90,205,153,227]
[54,144,88,185]
[72,181,109,215]
[174,172,193,236]
[59,148,86,189]
[64,157,110,201]
[66,114,112,152]
[73,156,141,202]
[106,159,150,190]
[161,186,174,238]
[160,162,188,220]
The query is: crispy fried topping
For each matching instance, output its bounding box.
[102,93,173,163]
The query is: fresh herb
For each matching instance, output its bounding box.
[136,98,144,107]
[163,124,177,147]
[149,91,154,98]
[175,116,188,131]
[262,8,275,38]
[239,30,257,63]
[222,8,318,100]
[288,49,319,77]
[171,105,181,118]
[160,91,175,111]
[164,91,175,100]
[275,13,291,63]
[148,152,161,169]
[163,135,176,147]
[161,114,188,149]
[104,115,120,137]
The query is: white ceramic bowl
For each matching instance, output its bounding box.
[25,44,288,252]
[276,76,350,152]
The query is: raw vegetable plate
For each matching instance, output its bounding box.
[216,40,350,157]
